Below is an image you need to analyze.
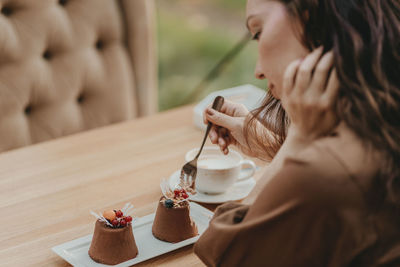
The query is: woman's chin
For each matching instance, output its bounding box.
[269,83,280,99]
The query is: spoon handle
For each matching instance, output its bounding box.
[195,96,225,160]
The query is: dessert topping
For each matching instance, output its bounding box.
[90,203,135,228]
[164,199,174,208]
[103,210,116,221]
[115,210,123,218]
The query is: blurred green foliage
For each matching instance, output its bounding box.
[215,0,246,11]
[156,0,266,111]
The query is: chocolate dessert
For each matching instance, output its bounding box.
[89,204,138,265]
[152,188,198,243]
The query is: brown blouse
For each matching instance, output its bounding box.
[194,125,400,266]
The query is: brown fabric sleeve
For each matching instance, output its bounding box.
[194,159,345,267]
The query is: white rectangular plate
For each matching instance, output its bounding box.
[52,202,213,266]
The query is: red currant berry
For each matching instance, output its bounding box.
[125,216,132,222]
[115,210,123,217]
[111,219,118,226]
[182,193,189,199]
[120,219,127,226]
[174,189,180,195]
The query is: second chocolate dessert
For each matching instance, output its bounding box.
[152,189,198,243]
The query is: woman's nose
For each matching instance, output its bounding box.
[255,60,265,80]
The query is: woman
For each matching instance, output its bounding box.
[194,0,400,266]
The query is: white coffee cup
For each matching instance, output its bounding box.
[185,146,256,194]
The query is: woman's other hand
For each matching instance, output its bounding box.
[282,47,340,142]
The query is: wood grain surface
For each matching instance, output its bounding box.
[0,105,265,266]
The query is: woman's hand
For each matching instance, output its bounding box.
[282,46,340,142]
[203,100,269,159]
[203,100,250,155]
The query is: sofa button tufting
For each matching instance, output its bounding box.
[77,94,85,103]
[59,0,68,6]
[1,6,13,16]
[24,105,32,115]
[43,50,52,60]
[95,40,104,50]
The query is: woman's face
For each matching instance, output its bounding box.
[246,0,308,99]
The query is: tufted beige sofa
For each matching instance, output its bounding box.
[0,0,157,152]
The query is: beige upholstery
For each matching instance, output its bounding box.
[0,0,157,152]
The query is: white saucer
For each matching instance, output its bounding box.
[168,169,256,204]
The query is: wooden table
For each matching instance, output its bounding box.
[0,105,265,266]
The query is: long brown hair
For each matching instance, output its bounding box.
[245,0,400,205]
